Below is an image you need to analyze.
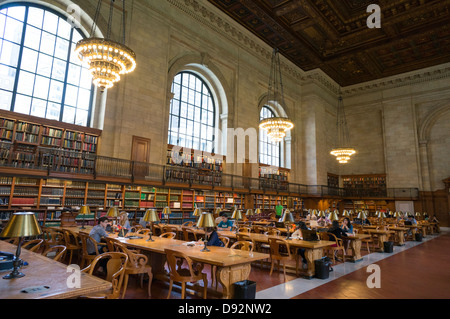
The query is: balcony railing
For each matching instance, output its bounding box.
[0,144,419,199]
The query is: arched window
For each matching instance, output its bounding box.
[168,71,216,153]
[0,4,93,126]
[259,106,281,167]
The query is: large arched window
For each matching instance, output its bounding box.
[0,4,93,126]
[259,106,281,167]
[168,71,216,153]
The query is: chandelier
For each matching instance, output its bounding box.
[259,48,294,143]
[330,88,356,164]
[75,0,136,90]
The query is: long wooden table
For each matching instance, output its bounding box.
[52,226,269,299]
[344,234,372,262]
[0,241,111,299]
[361,229,395,252]
[216,230,336,278]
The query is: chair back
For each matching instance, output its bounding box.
[326,232,343,247]
[137,229,150,236]
[164,248,204,282]
[238,227,251,233]
[265,228,281,236]
[182,221,194,227]
[22,239,44,252]
[230,240,254,252]
[82,252,128,299]
[160,232,176,239]
[62,229,80,248]
[268,237,291,260]
[79,232,99,255]
[42,227,64,247]
[218,236,230,248]
[236,233,253,243]
[104,237,120,252]
[42,245,67,262]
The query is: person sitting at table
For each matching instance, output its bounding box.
[328,220,347,260]
[205,227,224,247]
[408,215,418,225]
[115,211,131,236]
[318,215,331,227]
[292,221,309,269]
[341,218,354,235]
[217,214,234,230]
[215,211,226,225]
[88,216,110,255]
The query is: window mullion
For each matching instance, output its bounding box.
[10,6,29,112]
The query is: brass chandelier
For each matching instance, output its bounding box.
[75,0,136,90]
[330,88,356,164]
[259,48,294,143]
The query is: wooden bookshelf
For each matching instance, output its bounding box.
[165,144,224,186]
[327,173,339,188]
[0,110,101,174]
[259,165,289,191]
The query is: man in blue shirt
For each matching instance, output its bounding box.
[88,216,110,254]
[217,214,234,230]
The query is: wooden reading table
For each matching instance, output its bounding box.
[0,241,111,299]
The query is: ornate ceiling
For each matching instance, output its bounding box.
[207,0,450,86]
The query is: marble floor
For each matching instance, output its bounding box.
[121,227,450,299]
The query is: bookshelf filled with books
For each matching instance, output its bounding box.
[342,174,387,197]
[0,111,101,174]
[165,144,224,186]
[259,165,289,191]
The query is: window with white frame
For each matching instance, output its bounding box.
[0,4,93,126]
[168,71,216,153]
[259,106,281,167]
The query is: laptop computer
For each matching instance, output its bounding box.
[302,229,319,241]
[404,220,412,226]
[275,222,285,228]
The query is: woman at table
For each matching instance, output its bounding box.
[341,218,353,235]
[116,211,131,235]
[217,214,234,230]
[205,227,225,247]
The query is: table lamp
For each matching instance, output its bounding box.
[245,209,254,225]
[281,209,295,239]
[193,207,202,226]
[143,209,160,241]
[255,208,262,215]
[415,212,421,219]
[317,210,325,218]
[329,210,339,221]
[106,207,119,227]
[342,210,350,217]
[78,205,90,229]
[196,212,215,252]
[214,207,221,219]
[357,211,366,220]
[231,209,243,233]
[312,209,317,217]
[162,206,171,223]
[1,212,42,279]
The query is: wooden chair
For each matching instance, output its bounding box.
[80,252,128,299]
[160,232,177,239]
[268,237,296,281]
[41,227,64,250]
[62,229,81,265]
[182,221,194,227]
[230,240,254,252]
[238,227,251,233]
[324,232,347,264]
[79,232,107,268]
[218,236,230,248]
[22,239,44,252]
[165,248,208,299]
[252,225,266,234]
[163,226,179,238]
[137,229,151,236]
[42,245,67,262]
[265,228,281,236]
[114,241,153,299]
